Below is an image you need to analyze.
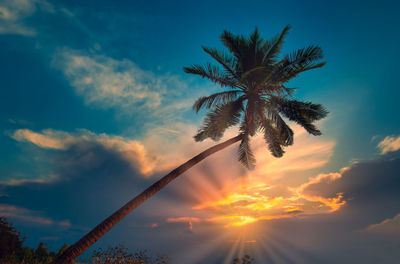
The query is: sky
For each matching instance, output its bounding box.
[0,0,400,263]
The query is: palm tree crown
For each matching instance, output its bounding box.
[184,25,328,169]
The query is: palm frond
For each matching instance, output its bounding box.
[194,98,244,142]
[270,45,326,83]
[249,27,261,48]
[259,109,285,158]
[262,25,291,66]
[270,97,328,135]
[238,133,256,169]
[265,105,294,146]
[202,46,239,79]
[183,63,237,87]
[258,112,285,157]
[220,30,244,60]
[249,27,264,64]
[193,90,242,113]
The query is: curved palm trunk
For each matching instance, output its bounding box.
[55,135,242,264]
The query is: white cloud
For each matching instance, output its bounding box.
[378,135,400,154]
[12,129,75,149]
[0,0,53,36]
[53,49,190,112]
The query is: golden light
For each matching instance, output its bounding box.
[149,124,345,262]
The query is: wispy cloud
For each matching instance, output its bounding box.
[2,177,57,186]
[0,0,53,36]
[12,129,75,149]
[0,204,70,227]
[53,49,191,112]
[364,213,400,235]
[167,217,201,231]
[377,135,400,154]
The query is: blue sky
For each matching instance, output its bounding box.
[1,0,400,263]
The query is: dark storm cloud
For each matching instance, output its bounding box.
[301,154,400,229]
[0,140,164,249]
[251,152,400,264]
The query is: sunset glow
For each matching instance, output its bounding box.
[1,1,399,263]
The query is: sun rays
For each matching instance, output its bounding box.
[144,124,343,262]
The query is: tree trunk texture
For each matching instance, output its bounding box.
[54,134,242,264]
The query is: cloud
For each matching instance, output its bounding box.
[0,136,160,250]
[296,171,347,212]
[191,173,346,227]
[2,177,57,186]
[4,127,400,263]
[8,121,338,230]
[12,128,157,175]
[364,213,400,235]
[53,49,191,112]
[378,135,400,154]
[0,204,70,227]
[163,124,338,227]
[167,217,201,231]
[166,217,201,223]
[12,129,75,150]
[0,0,53,36]
[10,122,238,179]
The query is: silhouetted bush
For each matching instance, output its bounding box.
[233,254,255,264]
[92,244,170,264]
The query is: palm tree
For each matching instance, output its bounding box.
[55,25,328,263]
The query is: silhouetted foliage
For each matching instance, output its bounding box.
[0,217,24,262]
[0,217,67,263]
[233,254,255,264]
[91,244,170,264]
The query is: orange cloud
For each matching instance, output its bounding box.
[149,123,340,228]
[10,123,222,177]
[378,135,400,154]
[167,217,201,231]
[166,217,201,223]
[191,176,345,227]
[12,122,342,229]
